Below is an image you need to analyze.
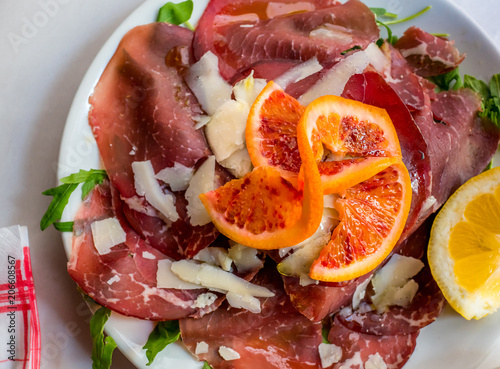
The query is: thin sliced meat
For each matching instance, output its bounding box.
[68,182,220,321]
[382,43,427,112]
[282,275,370,322]
[394,26,465,77]
[180,262,322,369]
[88,23,220,259]
[413,88,500,214]
[342,71,432,237]
[328,316,419,369]
[336,219,445,336]
[194,0,379,80]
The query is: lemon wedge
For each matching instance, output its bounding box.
[428,166,500,320]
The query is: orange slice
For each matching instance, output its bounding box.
[308,162,412,282]
[246,81,304,185]
[299,94,402,195]
[199,160,323,250]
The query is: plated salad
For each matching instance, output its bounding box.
[41,0,500,368]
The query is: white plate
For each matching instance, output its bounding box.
[58,1,500,368]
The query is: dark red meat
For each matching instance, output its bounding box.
[88,23,220,259]
[180,263,323,369]
[328,316,419,369]
[413,88,499,214]
[394,26,465,77]
[194,0,379,80]
[68,182,220,321]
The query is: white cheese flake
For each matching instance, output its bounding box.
[142,251,156,260]
[218,346,241,361]
[205,100,249,162]
[90,217,127,255]
[226,291,262,313]
[352,276,372,310]
[220,148,253,178]
[156,259,202,290]
[195,341,209,355]
[318,343,342,368]
[185,156,216,226]
[185,51,232,115]
[275,57,323,89]
[194,247,233,272]
[233,72,267,107]
[194,292,218,309]
[299,51,369,105]
[132,160,179,222]
[155,162,195,192]
[364,353,387,369]
[227,243,263,273]
[371,254,424,313]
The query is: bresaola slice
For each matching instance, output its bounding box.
[414,88,500,215]
[68,182,220,321]
[194,0,379,80]
[327,316,419,369]
[180,263,323,369]
[88,23,221,259]
[394,26,465,77]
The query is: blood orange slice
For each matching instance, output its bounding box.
[246,81,304,185]
[199,159,323,250]
[309,162,412,282]
[298,94,402,195]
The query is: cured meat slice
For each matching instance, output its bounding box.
[179,263,323,369]
[327,316,419,369]
[336,220,445,336]
[342,71,432,237]
[414,89,500,214]
[282,275,370,323]
[68,182,220,321]
[194,0,379,80]
[88,23,220,259]
[382,43,428,112]
[394,26,465,77]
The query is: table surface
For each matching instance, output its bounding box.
[1,0,499,368]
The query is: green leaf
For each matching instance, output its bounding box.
[41,169,108,231]
[431,68,463,92]
[53,221,74,232]
[464,75,491,100]
[484,160,494,172]
[384,6,432,25]
[376,20,395,44]
[202,362,213,369]
[40,183,78,231]
[90,307,117,369]
[431,33,450,38]
[490,74,500,98]
[341,45,362,55]
[157,0,194,27]
[143,321,181,365]
[322,326,330,344]
[370,7,397,18]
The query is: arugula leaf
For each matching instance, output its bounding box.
[341,45,362,55]
[431,68,463,92]
[384,6,432,25]
[90,307,117,369]
[376,20,396,45]
[322,326,330,344]
[157,0,194,30]
[484,160,494,172]
[370,7,397,18]
[41,183,78,231]
[464,75,491,99]
[464,74,500,128]
[202,362,213,369]
[40,169,108,231]
[143,321,181,365]
[53,221,74,232]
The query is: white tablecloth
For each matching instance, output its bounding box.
[0,1,499,368]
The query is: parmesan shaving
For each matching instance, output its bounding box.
[90,217,127,255]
